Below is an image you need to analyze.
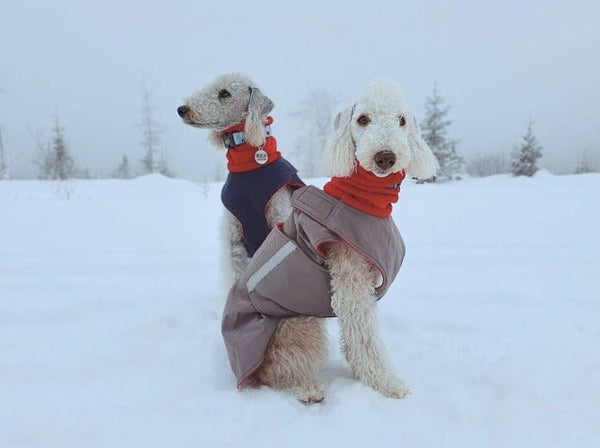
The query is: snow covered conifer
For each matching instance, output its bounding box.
[36,115,75,180]
[511,119,542,177]
[50,116,75,180]
[420,83,463,181]
[34,115,76,180]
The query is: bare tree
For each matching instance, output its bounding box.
[0,116,8,180]
[113,154,132,179]
[214,157,226,182]
[32,132,52,180]
[206,157,226,183]
[291,88,342,178]
[574,151,596,174]
[466,151,509,177]
[138,74,162,175]
[0,80,7,179]
[156,151,176,178]
[76,167,91,179]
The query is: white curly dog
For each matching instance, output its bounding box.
[223,78,439,403]
[177,73,299,288]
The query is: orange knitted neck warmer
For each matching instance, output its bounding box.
[222,116,281,173]
[324,164,405,217]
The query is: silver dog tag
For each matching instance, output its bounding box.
[254,148,268,165]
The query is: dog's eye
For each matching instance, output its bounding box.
[399,115,406,127]
[357,115,370,126]
[218,89,231,99]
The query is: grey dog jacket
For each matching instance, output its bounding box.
[221,185,406,386]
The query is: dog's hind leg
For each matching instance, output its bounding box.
[253,317,327,403]
[326,243,409,399]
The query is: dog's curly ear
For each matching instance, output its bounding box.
[324,106,356,177]
[406,115,439,180]
[244,87,274,147]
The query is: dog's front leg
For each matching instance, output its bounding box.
[219,210,249,290]
[326,243,409,399]
[265,186,294,227]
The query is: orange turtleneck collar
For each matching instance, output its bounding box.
[323,164,406,218]
[221,116,282,173]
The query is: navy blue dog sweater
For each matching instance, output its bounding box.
[221,157,304,257]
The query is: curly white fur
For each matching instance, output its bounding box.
[252,79,438,402]
[326,243,408,398]
[325,78,439,179]
[178,73,293,290]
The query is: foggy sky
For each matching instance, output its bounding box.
[1,0,599,180]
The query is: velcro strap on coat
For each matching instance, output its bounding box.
[290,186,342,227]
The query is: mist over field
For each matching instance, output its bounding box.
[1,0,599,180]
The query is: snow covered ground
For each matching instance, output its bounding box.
[1,172,599,448]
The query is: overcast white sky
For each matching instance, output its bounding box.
[1,0,599,179]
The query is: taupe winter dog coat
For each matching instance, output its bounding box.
[222,185,406,386]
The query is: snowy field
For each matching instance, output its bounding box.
[1,172,599,448]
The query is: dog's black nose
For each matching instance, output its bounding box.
[374,150,396,169]
[177,105,189,117]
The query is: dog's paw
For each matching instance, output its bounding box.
[370,377,410,399]
[288,383,325,404]
[380,383,410,399]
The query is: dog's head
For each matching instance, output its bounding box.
[325,78,439,180]
[177,73,274,148]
